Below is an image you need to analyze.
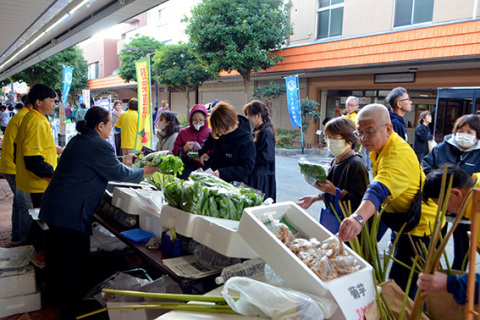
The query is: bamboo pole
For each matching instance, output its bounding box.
[466,188,480,320]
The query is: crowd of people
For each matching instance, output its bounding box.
[3,82,480,317]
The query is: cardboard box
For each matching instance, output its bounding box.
[0,266,36,298]
[159,205,198,237]
[239,202,376,320]
[192,216,258,259]
[0,291,41,318]
[107,300,167,320]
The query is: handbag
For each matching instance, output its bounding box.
[381,171,422,233]
[319,188,343,234]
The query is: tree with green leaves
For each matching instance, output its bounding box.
[8,46,88,102]
[185,0,293,103]
[300,98,321,134]
[153,43,217,114]
[118,34,163,83]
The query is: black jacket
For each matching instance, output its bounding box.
[39,128,144,235]
[200,115,256,183]
[248,123,276,201]
[413,124,433,160]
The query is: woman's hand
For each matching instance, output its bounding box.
[199,153,209,166]
[417,272,448,296]
[183,142,195,153]
[212,170,220,178]
[297,194,323,209]
[122,153,138,166]
[315,180,336,195]
[143,164,157,176]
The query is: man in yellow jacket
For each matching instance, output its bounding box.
[0,95,32,245]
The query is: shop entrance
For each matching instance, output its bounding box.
[434,88,480,141]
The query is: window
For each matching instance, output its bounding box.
[394,0,434,27]
[88,62,99,80]
[317,0,344,39]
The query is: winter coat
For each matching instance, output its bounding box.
[389,110,408,141]
[413,124,433,161]
[39,128,143,235]
[422,133,480,175]
[199,115,256,184]
[247,123,276,201]
[173,104,211,178]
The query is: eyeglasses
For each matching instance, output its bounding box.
[398,97,411,102]
[355,123,388,138]
[192,120,205,124]
[346,104,358,108]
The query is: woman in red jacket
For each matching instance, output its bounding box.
[173,104,211,179]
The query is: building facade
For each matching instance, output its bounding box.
[83,0,480,145]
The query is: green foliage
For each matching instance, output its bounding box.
[275,128,299,148]
[185,0,293,100]
[300,98,321,133]
[253,81,286,101]
[118,35,163,83]
[9,46,88,99]
[178,115,189,128]
[153,43,217,94]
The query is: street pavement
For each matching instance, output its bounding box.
[274,153,477,272]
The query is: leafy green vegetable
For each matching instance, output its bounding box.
[298,160,327,185]
[159,155,184,176]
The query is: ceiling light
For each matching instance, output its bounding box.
[70,0,90,15]
[45,14,69,33]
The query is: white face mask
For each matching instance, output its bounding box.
[327,139,349,157]
[194,124,203,131]
[455,132,477,148]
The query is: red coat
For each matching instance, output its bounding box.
[173,104,211,157]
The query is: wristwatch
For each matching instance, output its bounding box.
[351,213,364,229]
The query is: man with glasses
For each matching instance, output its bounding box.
[339,104,441,299]
[344,96,371,170]
[385,87,412,142]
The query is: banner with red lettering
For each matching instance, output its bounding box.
[134,57,153,152]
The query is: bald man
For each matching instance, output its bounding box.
[338,104,442,298]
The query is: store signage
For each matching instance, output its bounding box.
[134,57,153,152]
[374,72,416,84]
[285,75,302,127]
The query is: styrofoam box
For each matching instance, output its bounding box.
[239,202,376,320]
[112,188,161,215]
[107,301,167,320]
[193,216,258,259]
[0,291,41,318]
[139,206,162,238]
[0,266,36,298]
[159,205,199,238]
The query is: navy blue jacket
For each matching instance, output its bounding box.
[413,124,433,159]
[389,111,408,141]
[422,134,480,175]
[200,115,256,183]
[39,128,144,235]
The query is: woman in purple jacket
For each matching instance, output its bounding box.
[173,104,211,179]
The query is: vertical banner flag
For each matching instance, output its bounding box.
[285,75,301,127]
[134,57,153,152]
[82,89,91,108]
[62,66,73,104]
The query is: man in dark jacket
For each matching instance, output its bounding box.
[385,87,412,142]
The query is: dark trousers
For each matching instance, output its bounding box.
[389,233,430,299]
[46,225,90,320]
[441,223,469,271]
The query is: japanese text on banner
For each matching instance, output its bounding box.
[134,57,153,152]
[285,75,301,127]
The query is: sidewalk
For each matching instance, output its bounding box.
[0,177,15,248]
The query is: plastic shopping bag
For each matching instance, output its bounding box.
[221,277,337,320]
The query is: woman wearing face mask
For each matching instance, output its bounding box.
[422,114,480,271]
[155,111,181,152]
[243,100,276,201]
[173,104,211,179]
[297,117,369,233]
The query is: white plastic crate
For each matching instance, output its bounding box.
[112,188,161,215]
[139,206,162,238]
[0,266,36,298]
[239,201,376,320]
[0,291,41,317]
[158,205,199,237]
[192,216,258,259]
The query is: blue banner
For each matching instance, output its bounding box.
[62,66,73,104]
[285,75,301,127]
